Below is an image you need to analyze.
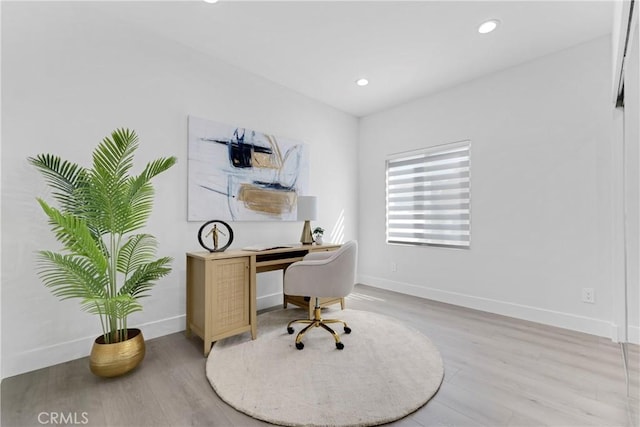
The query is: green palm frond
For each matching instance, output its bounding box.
[88,129,139,234]
[36,199,109,271]
[136,157,178,184]
[83,295,141,318]
[86,130,177,235]
[27,154,89,215]
[117,234,157,276]
[82,295,143,343]
[92,128,138,183]
[113,296,143,319]
[30,128,176,342]
[37,251,108,302]
[119,257,173,299]
[87,172,127,234]
[82,298,107,317]
[121,182,154,234]
[120,157,177,234]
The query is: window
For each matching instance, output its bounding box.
[386,140,471,249]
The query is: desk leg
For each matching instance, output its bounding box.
[282,265,289,309]
[185,255,193,338]
[250,258,257,339]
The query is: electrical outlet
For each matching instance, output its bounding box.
[582,288,595,304]
[390,262,397,272]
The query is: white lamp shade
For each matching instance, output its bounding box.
[297,196,318,221]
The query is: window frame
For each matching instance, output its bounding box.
[385,140,471,249]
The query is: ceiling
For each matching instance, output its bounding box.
[98,1,613,117]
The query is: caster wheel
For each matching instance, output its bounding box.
[287,327,294,334]
[344,326,352,334]
[336,342,344,350]
[296,342,304,350]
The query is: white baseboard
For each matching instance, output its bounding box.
[625,325,640,344]
[610,324,640,345]
[3,293,286,379]
[257,292,284,311]
[358,275,639,344]
[2,315,186,379]
[4,285,635,379]
[3,335,95,380]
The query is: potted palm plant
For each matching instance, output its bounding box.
[29,128,176,377]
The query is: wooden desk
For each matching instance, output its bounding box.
[186,243,341,356]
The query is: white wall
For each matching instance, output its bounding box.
[623,10,640,343]
[0,2,358,378]
[358,36,624,340]
[0,0,3,388]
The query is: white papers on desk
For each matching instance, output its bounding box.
[241,244,295,252]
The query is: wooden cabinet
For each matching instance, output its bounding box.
[186,254,252,356]
[186,244,341,356]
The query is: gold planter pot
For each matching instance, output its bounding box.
[90,328,145,378]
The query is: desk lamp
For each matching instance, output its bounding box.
[297,196,317,245]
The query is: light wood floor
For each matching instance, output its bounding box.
[2,284,638,427]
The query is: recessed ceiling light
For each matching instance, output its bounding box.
[478,19,500,34]
[203,0,219,3]
[356,78,369,87]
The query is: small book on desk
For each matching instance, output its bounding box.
[241,244,295,252]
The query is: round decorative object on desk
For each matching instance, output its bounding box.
[198,220,234,252]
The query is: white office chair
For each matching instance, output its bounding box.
[284,240,358,350]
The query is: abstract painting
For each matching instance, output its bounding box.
[188,116,309,221]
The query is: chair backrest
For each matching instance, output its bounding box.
[284,240,358,298]
[323,240,358,296]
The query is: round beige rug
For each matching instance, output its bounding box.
[206,308,444,426]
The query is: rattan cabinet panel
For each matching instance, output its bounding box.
[210,258,250,335]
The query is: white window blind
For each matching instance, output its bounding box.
[386,140,470,249]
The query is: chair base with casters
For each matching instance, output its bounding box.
[286,298,351,350]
